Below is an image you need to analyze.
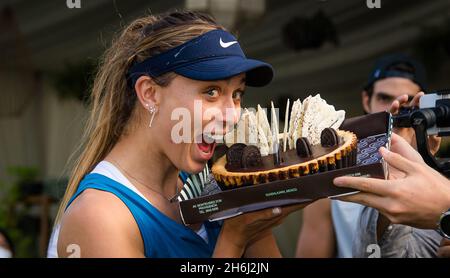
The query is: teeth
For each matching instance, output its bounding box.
[202,133,223,143]
[211,134,223,141]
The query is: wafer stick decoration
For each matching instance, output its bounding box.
[283,99,290,152]
[271,101,281,165]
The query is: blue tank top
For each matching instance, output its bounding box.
[66,173,221,258]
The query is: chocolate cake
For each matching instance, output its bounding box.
[212,94,358,188]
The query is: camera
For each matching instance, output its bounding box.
[393,89,450,177]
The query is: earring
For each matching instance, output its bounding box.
[146,104,157,127]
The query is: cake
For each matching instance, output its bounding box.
[212,94,358,188]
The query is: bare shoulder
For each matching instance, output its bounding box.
[57,189,144,258]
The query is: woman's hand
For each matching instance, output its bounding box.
[333,133,450,229]
[390,92,441,154]
[213,203,308,257]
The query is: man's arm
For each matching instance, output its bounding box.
[296,199,335,257]
[244,230,282,258]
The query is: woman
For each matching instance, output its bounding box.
[54,11,305,258]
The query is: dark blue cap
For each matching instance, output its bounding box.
[365,53,428,91]
[127,29,273,88]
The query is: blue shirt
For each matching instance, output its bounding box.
[352,206,442,257]
[66,173,221,258]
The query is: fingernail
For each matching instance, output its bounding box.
[272,207,282,215]
[379,147,389,156]
[333,177,344,186]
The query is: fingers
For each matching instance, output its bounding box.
[334,192,390,215]
[389,99,401,114]
[234,203,306,229]
[409,92,424,108]
[235,207,280,227]
[253,203,309,221]
[253,210,285,230]
[390,132,408,145]
[441,238,450,246]
[379,146,418,174]
[389,93,423,114]
[437,241,450,258]
[390,94,409,113]
[333,175,392,196]
[236,203,308,232]
[251,204,304,227]
[397,94,409,105]
[263,207,284,220]
[390,133,424,163]
[428,135,442,155]
[259,207,282,220]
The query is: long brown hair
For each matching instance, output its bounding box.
[55,11,224,223]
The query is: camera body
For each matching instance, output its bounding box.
[393,90,450,177]
[418,92,450,136]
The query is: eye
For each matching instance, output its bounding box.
[232,90,245,102]
[376,94,393,103]
[204,88,220,98]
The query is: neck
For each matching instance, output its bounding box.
[106,127,179,199]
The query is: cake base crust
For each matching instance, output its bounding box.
[212,130,358,188]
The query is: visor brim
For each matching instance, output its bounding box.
[174,56,274,87]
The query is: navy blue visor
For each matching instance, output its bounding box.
[127,29,273,88]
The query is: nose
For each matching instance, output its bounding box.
[220,96,240,135]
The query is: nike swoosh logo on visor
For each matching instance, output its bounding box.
[219,38,238,48]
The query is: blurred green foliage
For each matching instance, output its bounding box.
[0,166,39,257]
[52,60,97,104]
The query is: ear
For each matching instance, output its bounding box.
[362,90,371,114]
[134,76,160,109]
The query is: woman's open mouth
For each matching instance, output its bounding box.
[194,134,217,161]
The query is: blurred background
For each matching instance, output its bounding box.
[0,0,449,257]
